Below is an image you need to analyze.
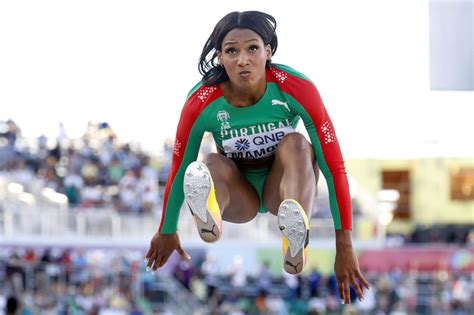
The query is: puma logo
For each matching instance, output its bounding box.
[271,99,290,111]
[201,224,217,237]
[285,260,301,273]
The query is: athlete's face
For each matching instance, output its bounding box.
[217,28,272,87]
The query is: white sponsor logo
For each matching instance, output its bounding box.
[222,126,296,159]
[271,99,290,111]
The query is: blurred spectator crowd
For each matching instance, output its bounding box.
[1,247,149,315]
[171,254,474,315]
[2,247,473,315]
[0,119,173,215]
[0,119,364,225]
[1,119,473,247]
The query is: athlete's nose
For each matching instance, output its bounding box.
[237,51,250,67]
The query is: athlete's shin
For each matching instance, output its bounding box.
[275,133,317,217]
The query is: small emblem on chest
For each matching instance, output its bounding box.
[217,110,231,134]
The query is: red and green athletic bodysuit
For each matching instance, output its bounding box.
[159,64,352,234]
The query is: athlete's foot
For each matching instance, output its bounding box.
[184,161,222,243]
[278,199,310,274]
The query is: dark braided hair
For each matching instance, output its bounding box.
[198,11,278,86]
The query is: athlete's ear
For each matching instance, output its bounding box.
[265,44,272,60]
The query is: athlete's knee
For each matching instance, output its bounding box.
[204,153,236,179]
[276,133,312,158]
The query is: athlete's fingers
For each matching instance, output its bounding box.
[176,245,191,261]
[145,247,153,260]
[149,258,158,271]
[149,256,160,272]
[350,273,363,301]
[356,270,371,290]
[337,281,345,304]
[145,250,156,270]
[343,278,351,304]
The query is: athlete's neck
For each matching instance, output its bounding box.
[222,77,266,107]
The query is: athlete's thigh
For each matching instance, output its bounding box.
[262,148,319,215]
[204,154,260,223]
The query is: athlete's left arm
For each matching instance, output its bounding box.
[287,83,352,230]
[280,70,370,302]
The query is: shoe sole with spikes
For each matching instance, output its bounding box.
[278,199,310,275]
[183,161,222,243]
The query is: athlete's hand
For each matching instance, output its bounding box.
[334,230,370,304]
[145,231,191,272]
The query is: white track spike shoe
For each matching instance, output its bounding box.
[278,199,310,274]
[183,161,222,243]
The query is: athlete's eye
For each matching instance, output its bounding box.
[249,45,259,52]
[225,48,237,55]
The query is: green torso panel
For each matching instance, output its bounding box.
[200,82,300,159]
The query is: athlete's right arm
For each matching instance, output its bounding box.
[158,84,218,234]
[146,84,219,271]
[146,100,203,271]
[159,104,206,234]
